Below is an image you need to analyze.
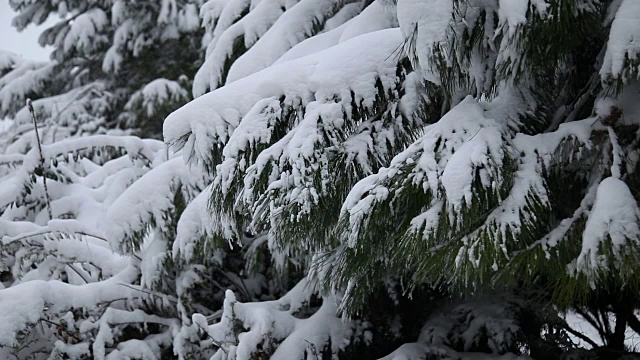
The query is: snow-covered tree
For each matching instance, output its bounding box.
[163,0,640,359]
[0,1,220,358]
[2,0,640,359]
[2,0,202,141]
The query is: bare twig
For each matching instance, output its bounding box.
[116,283,178,304]
[27,99,52,221]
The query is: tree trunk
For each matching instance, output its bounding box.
[610,307,628,351]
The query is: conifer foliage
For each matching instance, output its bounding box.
[0,1,211,359]
[1,0,640,359]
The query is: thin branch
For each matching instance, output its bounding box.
[27,99,52,221]
[304,339,320,359]
[562,322,600,348]
[38,318,81,342]
[66,264,89,284]
[4,230,107,245]
[550,311,600,348]
[600,309,613,341]
[116,283,178,304]
[575,307,608,342]
[97,298,130,307]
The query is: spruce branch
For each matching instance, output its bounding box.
[27,99,52,221]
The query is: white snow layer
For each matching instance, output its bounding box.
[201,281,359,360]
[225,0,344,83]
[0,265,139,346]
[165,28,404,168]
[273,1,397,66]
[396,0,453,80]
[601,0,640,81]
[193,0,301,96]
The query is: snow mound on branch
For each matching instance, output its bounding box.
[193,0,298,96]
[10,82,107,127]
[273,1,397,65]
[601,0,640,81]
[396,0,453,81]
[106,156,209,251]
[63,8,108,54]
[0,265,139,347]
[226,0,343,83]
[343,96,506,226]
[497,0,549,35]
[173,185,236,261]
[270,298,355,360]
[173,186,215,261]
[200,0,252,52]
[577,177,640,272]
[0,62,55,117]
[0,135,163,213]
[201,280,361,359]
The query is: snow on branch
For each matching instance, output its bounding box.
[0,264,140,347]
[601,0,640,85]
[106,156,210,253]
[165,28,405,170]
[198,280,364,359]
[225,0,345,84]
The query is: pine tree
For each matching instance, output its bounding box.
[163,0,640,359]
